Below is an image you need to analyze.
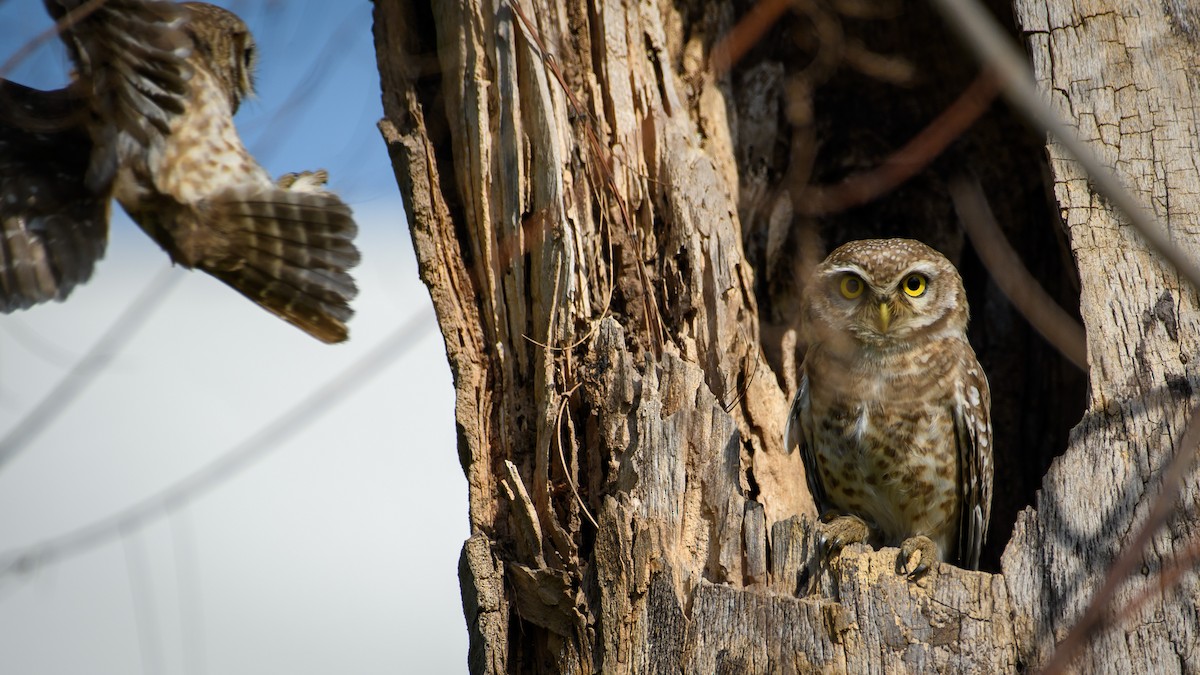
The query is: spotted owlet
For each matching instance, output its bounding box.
[785,238,992,577]
[0,1,359,342]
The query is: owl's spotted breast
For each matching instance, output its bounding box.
[804,336,972,558]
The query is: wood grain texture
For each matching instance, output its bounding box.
[1005,0,1200,670]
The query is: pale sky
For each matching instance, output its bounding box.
[0,2,469,673]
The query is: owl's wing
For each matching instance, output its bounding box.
[785,373,831,513]
[0,80,109,311]
[43,0,192,190]
[954,360,993,571]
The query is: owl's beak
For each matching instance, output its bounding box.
[877,302,891,332]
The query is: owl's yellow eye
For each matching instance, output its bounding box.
[839,275,864,299]
[902,273,927,297]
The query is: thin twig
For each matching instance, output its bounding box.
[0,319,82,369]
[949,176,1087,371]
[0,310,434,575]
[122,529,165,675]
[1113,535,1200,628]
[1039,406,1200,674]
[722,347,761,414]
[710,0,792,75]
[169,510,207,675]
[923,1,1200,671]
[506,0,665,356]
[244,8,360,164]
[0,0,111,80]
[0,265,183,471]
[554,384,597,529]
[520,203,618,354]
[799,70,1000,215]
[926,0,1200,292]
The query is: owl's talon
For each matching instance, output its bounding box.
[818,514,870,561]
[277,169,330,192]
[898,535,938,579]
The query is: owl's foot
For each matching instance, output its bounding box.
[897,535,939,579]
[276,169,329,192]
[817,514,870,561]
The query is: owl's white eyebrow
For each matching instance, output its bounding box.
[828,265,868,276]
[901,264,939,278]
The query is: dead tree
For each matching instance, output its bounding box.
[372,0,1199,671]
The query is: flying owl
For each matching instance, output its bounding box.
[785,238,992,577]
[0,1,359,343]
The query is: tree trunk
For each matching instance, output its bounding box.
[1002,0,1200,669]
[372,0,1196,671]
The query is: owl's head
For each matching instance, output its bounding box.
[182,2,257,113]
[802,238,969,350]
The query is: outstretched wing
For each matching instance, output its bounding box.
[785,373,831,514]
[43,0,192,190]
[954,357,993,571]
[0,81,108,311]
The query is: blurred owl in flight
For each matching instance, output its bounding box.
[0,1,360,343]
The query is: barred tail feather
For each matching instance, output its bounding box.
[205,185,360,343]
[210,265,353,344]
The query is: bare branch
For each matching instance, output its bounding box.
[798,70,999,215]
[1114,535,1200,628]
[1036,406,1200,673]
[926,0,1200,292]
[507,0,665,355]
[925,1,1200,670]
[0,266,183,470]
[0,310,434,576]
[0,0,109,80]
[949,176,1087,371]
[710,0,791,75]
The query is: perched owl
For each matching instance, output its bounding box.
[1,1,359,343]
[785,238,992,577]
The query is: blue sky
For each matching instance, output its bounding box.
[0,2,468,673]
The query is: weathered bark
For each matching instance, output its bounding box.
[373,0,1197,671]
[1002,0,1200,669]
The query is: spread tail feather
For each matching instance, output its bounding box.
[203,185,360,343]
